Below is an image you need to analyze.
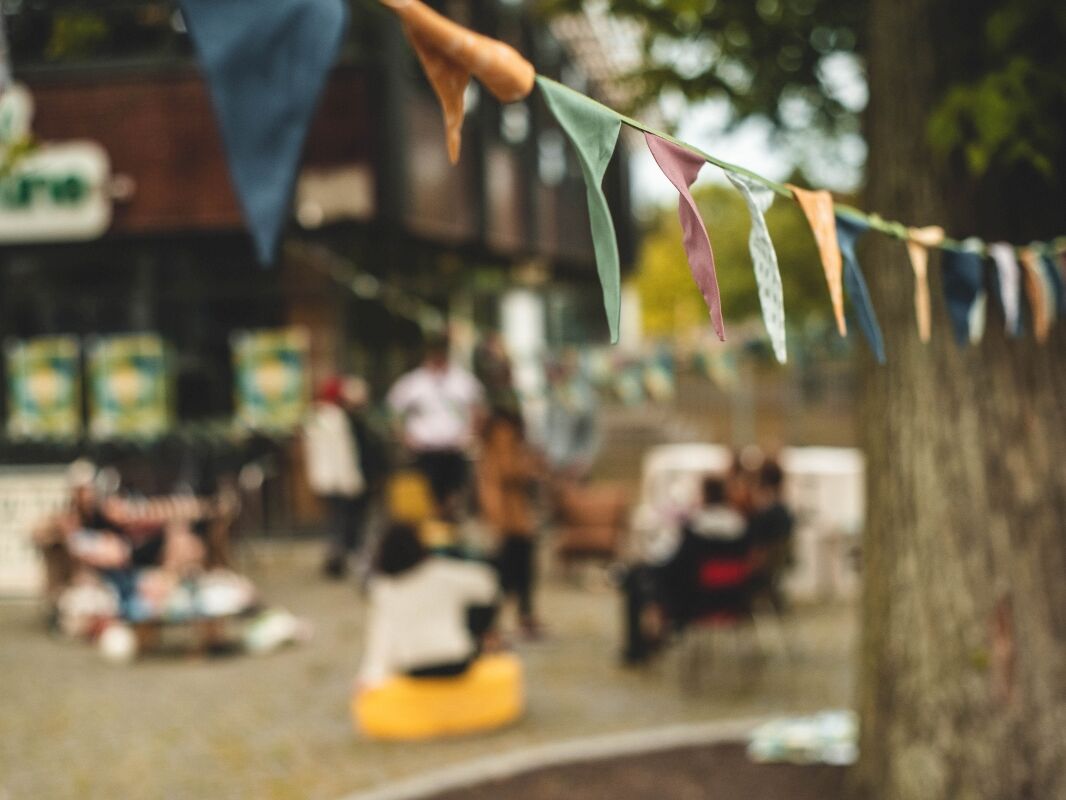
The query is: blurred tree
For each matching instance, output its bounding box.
[857,2,1066,798]
[635,182,826,337]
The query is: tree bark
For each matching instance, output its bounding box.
[857,1,1066,799]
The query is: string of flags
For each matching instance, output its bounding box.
[373,0,1066,363]
[172,0,1065,362]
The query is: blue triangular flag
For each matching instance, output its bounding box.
[835,215,886,364]
[1041,252,1066,318]
[180,0,348,265]
[940,247,985,346]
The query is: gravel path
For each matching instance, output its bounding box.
[0,541,856,799]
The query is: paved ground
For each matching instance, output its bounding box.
[425,743,847,800]
[0,541,856,800]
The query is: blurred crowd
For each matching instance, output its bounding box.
[28,329,795,722]
[305,330,597,670]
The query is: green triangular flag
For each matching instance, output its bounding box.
[537,77,623,343]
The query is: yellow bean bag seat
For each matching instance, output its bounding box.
[353,653,524,740]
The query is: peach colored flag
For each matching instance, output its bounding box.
[1020,247,1052,343]
[381,0,535,164]
[905,226,945,343]
[788,184,846,336]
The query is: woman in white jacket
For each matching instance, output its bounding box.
[304,376,366,578]
[358,524,498,688]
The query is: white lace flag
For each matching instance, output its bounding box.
[728,174,786,363]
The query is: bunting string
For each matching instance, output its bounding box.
[224,0,1064,358]
[375,1,1066,359]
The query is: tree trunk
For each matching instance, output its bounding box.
[857,1,1066,799]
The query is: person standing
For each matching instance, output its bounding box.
[478,409,542,637]
[542,352,600,480]
[473,331,520,415]
[386,334,485,520]
[304,376,368,579]
[746,459,794,614]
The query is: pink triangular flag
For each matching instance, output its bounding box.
[644,133,725,341]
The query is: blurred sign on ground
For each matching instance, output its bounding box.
[0,465,66,597]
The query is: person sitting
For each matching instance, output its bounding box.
[357,524,498,690]
[621,475,748,665]
[659,476,751,626]
[745,459,795,614]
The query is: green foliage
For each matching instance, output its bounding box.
[540,0,866,136]
[635,182,826,336]
[926,2,1066,178]
[543,0,1066,180]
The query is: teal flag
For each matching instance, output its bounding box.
[538,77,623,343]
[180,0,348,265]
[836,215,886,364]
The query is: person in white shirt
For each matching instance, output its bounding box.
[358,523,499,688]
[304,376,367,579]
[386,334,485,519]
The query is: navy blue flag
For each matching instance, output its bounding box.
[835,215,886,364]
[940,248,986,346]
[1041,253,1066,318]
[180,0,348,265]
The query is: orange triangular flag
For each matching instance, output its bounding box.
[906,226,945,343]
[788,184,846,335]
[405,28,469,164]
[1020,247,1052,343]
[381,0,535,164]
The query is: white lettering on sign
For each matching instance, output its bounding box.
[0,83,113,243]
[0,142,113,242]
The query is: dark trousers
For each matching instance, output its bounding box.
[622,565,662,662]
[497,536,535,620]
[324,494,369,558]
[413,449,469,511]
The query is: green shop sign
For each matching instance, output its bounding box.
[0,84,112,243]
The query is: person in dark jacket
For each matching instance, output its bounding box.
[621,476,749,665]
[745,459,794,613]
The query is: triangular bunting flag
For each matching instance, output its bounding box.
[905,226,944,343]
[381,0,534,163]
[538,77,623,343]
[788,185,846,336]
[987,243,1022,336]
[835,215,886,364]
[1041,252,1065,318]
[180,0,347,266]
[968,289,988,345]
[940,246,986,346]
[1019,248,1052,342]
[644,133,725,342]
[727,173,787,363]
[407,30,468,165]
